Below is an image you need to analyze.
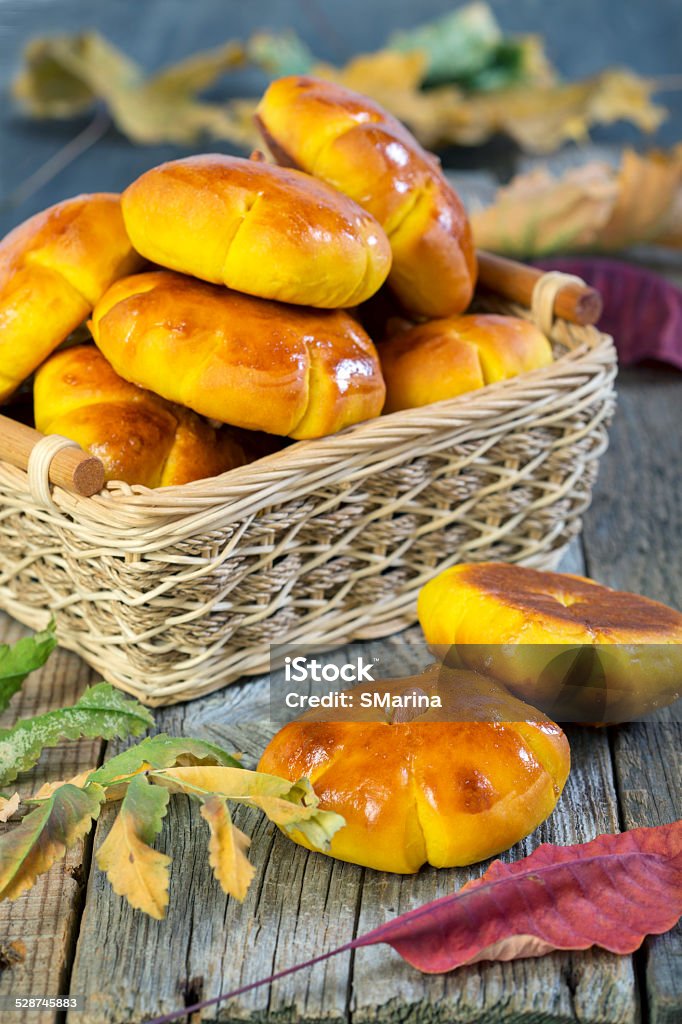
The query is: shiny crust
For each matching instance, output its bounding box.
[90,270,386,440]
[258,665,570,873]
[34,345,249,488]
[418,563,682,719]
[379,314,552,413]
[256,76,477,317]
[0,194,142,402]
[121,154,391,308]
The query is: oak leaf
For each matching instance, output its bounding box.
[95,774,171,920]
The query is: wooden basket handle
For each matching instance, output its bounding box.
[477,251,603,327]
[0,415,104,498]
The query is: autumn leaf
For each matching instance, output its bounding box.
[32,770,96,801]
[88,734,241,790]
[0,683,154,786]
[200,795,255,902]
[13,31,248,146]
[0,783,103,901]
[472,145,682,257]
[95,774,171,920]
[154,766,345,851]
[355,821,682,971]
[0,621,56,715]
[0,793,20,822]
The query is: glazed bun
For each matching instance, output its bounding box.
[257,76,477,318]
[121,154,392,308]
[258,663,570,873]
[34,345,249,488]
[379,315,553,413]
[418,563,682,722]
[90,271,386,440]
[0,194,143,402]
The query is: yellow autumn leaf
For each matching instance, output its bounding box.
[0,793,21,822]
[0,783,103,901]
[472,145,682,257]
[200,794,255,901]
[33,769,94,800]
[95,774,171,920]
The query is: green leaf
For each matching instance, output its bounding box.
[89,733,241,788]
[0,782,103,901]
[0,621,57,715]
[95,774,171,919]
[387,2,502,86]
[0,683,154,786]
[247,30,315,77]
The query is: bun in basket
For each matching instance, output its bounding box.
[121,154,392,308]
[418,563,682,723]
[379,314,553,412]
[257,76,477,318]
[258,663,570,872]
[90,271,386,439]
[34,345,250,488]
[0,194,142,402]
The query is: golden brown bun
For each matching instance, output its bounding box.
[258,664,570,873]
[34,345,250,488]
[378,314,553,413]
[256,76,477,318]
[90,271,386,440]
[418,563,682,722]
[0,194,143,402]
[121,154,391,308]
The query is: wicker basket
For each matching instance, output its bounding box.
[0,271,617,705]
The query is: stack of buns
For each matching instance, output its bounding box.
[1,76,554,488]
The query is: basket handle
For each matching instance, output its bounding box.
[477,251,603,326]
[0,414,104,498]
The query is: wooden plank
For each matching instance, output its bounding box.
[0,613,101,1024]
[68,607,636,1024]
[581,367,682,1024]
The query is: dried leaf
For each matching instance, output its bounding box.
[0,683,154,787]
[32,769,96,801]
[0,783,103,901]
[200,794,255,901]
[354,821,682,971]
[473,145,682,257]
[13,31,248,146]
[95,774,171,920]
[0,793,20,822]
[154,766,345,851]
[0,621,56,715]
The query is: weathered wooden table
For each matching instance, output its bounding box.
[0,358,680,1024]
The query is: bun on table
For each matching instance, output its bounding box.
[258,663,570,873]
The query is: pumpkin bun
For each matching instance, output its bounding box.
[90,271,386,440]
[379,314,553,413]
[0,193,143,402]
[257,76,477,319]
[121,154,392,308]
[418,563,682,722]
[34,345,251,488]
[258,664,570,873]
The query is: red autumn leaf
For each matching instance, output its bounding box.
[144,821,682,1024]
[355,821,682,972]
